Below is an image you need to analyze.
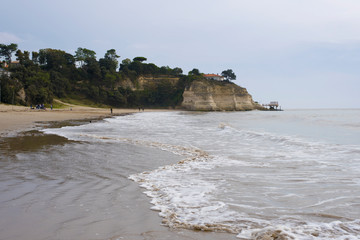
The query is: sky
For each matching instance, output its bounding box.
[1,0,360,108]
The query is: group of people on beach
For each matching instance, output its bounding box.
[30,104,53,110]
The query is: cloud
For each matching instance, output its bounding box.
[1,0,359,108]
[0,32,22,44]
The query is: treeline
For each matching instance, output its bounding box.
[0,44,203,108]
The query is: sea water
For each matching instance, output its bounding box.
[2,109,359,239]
[39,109,360,239]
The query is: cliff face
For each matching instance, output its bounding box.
[182,79,262,111]
[117,76,179,91]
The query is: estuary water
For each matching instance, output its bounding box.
[1,109,360,239]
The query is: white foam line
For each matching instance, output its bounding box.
[302,196,352,209]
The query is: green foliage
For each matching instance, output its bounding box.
[99,49,119,73]
[221,69,236,81]
[32,51,39,64]
[75,47,96,67]
[84,57,101,81]
[24,71,53,103]
[50,71,70,98]
[0,46,210,108]
[26,85,53,104]
[128,60,143,74]
[122,58,131,66]
[105,49,119,60]
[39,48,75,71]
[188,68,201,76]
[159,66,171,75]
[0,75,22,104]
[133,56,147,62]
[16,50,33,67]
[0,43,18,63]
[107,90,126,106]
[124,59,182,77]
[173,67,183,76]
[104,73,117,89]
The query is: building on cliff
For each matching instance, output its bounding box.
[204,74,225,81]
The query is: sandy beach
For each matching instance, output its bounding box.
[0,103,152,136]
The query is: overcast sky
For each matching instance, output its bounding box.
[1,0,360,108]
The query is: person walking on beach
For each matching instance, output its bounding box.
[110,108,113,114]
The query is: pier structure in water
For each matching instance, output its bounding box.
[262,101,282,110]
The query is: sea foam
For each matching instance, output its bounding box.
[42,110,360,239]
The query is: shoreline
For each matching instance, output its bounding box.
[0,104,237,240]
[0,103,173,137]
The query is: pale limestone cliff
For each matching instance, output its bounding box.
[182,79,263,111]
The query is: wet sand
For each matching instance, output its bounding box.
[0,103,136,136]
[0,103,167,136]
[0,104,236,240]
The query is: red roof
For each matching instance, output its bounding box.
[204,74,222,77]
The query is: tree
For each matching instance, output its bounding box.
[105,49,119,61]
[159,66,171,75]
[15,50,32,66]
[25,71,52,104]
[172,67,183,76]
[128,61,143,74]
[221,69,236,81]
[104,72,117,90]
[121,58,131,66]
[75,47,96,67]
[38,48,75,70]
[99,49,119,72]
[32,51,39,64]
[85,57,101,81]
[119,58,131,71]
[188,68,200,76]
[0,43,18,64]
[15,50,24,63]
[133,56,147,63]
[143,63,159,75]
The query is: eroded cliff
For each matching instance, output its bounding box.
[117,75,179,91]
[182,79,263,111]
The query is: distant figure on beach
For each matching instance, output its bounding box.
[138,107,141,111]
[142,107,144,111]
[51,104,53,110]
[110,108,113,114]
[36,104,46,110]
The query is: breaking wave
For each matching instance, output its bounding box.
[42,111,360,239]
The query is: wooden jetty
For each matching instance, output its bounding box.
[262,101,282,111]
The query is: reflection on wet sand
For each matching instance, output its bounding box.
[0,130,235,240]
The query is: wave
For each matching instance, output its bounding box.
[40,113,360,239]
[237,220,360,240]
[126,137,360,239]
[218,124,360,160]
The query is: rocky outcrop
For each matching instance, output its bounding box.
[117,75,180,91]
[181,79,263,111]
[138,76,179,90]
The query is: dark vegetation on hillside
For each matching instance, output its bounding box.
[0,44,233,108]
